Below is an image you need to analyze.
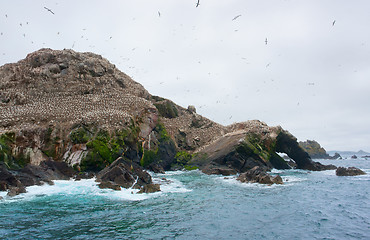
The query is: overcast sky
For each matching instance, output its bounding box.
[1,0,369,152]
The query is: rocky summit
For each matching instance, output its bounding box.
[0,48,337,196]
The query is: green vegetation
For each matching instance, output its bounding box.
[80,129,127,172]
[184,165,198,171]
[154,101,178,119]
[174,151,192,165]
[70,127,90,144]
[171,151,198,170]
[0,132,29,169]
[140,149,158,167]
[242,133,289,169]
[156,122,170,142]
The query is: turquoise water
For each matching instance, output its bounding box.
[0,159,369,240]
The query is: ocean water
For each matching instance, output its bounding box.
[0,159,369,240]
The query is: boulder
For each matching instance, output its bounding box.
[7,186,26,197]
[98,181,121,191]
[236,166,283,185]
[336,167,366,176]
[96,157,156,191]
[138,184,161,193]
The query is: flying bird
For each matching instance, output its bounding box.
[44,7,55,15]
[232,15,241,21]
[196,0,200,7]
[265,38,268,45]
[332,20,336,26]
[158,11,161,17]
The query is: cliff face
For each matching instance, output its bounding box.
[0,49,336,194]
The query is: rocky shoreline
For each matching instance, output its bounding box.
[0,49,364,197]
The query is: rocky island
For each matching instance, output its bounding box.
[299,140,342,159]
[0,49,338,196]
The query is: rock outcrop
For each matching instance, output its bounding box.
[190,121,336,175]
[0,160,76,196]
[236,166,283,185]
[96,157,157,192]
[336,167,366,176]
[0,48,338,194]
[299,140,342,159]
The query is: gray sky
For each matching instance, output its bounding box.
[1,0,369,152]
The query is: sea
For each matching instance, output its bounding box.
[0,158,369,240]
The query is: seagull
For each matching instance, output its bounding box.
[196,0,200,7]
[332,20,336,26]
[265,38,268,45]
[232,15,241,21]
[44,7,55,15]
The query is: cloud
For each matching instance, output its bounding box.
[0,0,369,151]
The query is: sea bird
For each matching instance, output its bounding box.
[332,20,336,26]
[265,38,268,45]
[196,0,200,7]
[158,11,161,17]
[44,7,55,15]
[232,15,241,21]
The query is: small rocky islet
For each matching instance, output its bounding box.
[0,48,363,196]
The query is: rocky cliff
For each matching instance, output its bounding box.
[0,49,336,195]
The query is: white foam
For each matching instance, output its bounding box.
[152,177,191,193]
[0,174,192,203]
[157,170,189,176]
[217,176,282,189]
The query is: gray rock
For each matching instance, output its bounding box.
[237,166,283,185]
[336,167,366,176]
[138,184,160,193]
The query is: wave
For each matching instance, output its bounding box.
[0,175,191,203]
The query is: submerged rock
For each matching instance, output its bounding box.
[336,167,366,176]
[98,181,121,191]
[236,166,283,185]
[138,183,161,193]
[7,186,26,197]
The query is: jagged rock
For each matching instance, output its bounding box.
[96,157,153,190]
[351,155,358,159]
[147,163,165,174]
[330,152,342,160]
[138,183,161,193]
[0,196,3,200]
[336,167,366,176]
[237,166,283,185]
[190,121,335,175]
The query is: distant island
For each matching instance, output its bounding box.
[299,140,342,159]
[0,49,340,196]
